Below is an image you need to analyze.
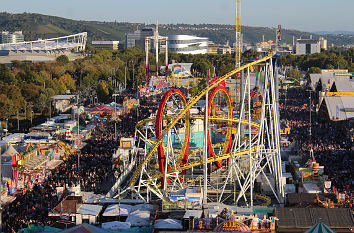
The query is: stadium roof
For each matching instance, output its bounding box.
[0,32,87,52]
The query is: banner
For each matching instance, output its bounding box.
[324,181,331,189]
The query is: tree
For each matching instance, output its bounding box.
[188,80,198,97]
[309,67,321,74]
[96,81,110,103]
[0,64,17,85]
[191,59,213,77]
[56,55,70,64]
[59,74,76,91]
[20,83,42,103]
[0,94,14,120]
[36,88,55,114]
[286,69,303,83]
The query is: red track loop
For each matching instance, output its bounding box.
[156,89,190,184]
[207,85,233,169]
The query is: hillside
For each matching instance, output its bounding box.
[0,12,353,46]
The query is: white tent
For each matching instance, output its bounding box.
[126,209,151,227]
[102,221,131,230]
[154,219,183,229]
[131,203,154,212]
[102,204,132,217]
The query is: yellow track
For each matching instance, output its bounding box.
[129,54,274,187]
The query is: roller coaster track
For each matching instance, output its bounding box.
[129,54,274,187]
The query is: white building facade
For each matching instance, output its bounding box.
[295,39,321,55]
[1,31,24,44]
[168,35,208,54]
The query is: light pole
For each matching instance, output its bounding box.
[130,60,135,89]
[30,111,33,127]
[124,64,127,90]
[112,93,119,140]
[17,109,20,131]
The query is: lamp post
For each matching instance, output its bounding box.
[130,60,135,89]
[112,93,119,140]
[30,111,34,127]
[17,109,20,131]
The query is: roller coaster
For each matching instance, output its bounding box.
[116,54,284,207]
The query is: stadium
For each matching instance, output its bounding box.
[0,32,87,63]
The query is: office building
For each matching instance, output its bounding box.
[125,28,155,50]
[91,41,120,50]
[208,42,232,55]
[295,37,321,55]
[1,31,24,44]
[168,35,208,54]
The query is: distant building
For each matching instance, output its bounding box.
[208,42,232,55]
[208,44,219,54]
[125,28,155,50]
[52,95,76,113]
[319,37,328,50]
[168,35,208,54]
[295,38,321,55]
[1,31,24,44]
[91,41,120,50]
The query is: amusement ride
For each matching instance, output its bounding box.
[110,53,284,207]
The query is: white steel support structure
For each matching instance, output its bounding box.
[0,32,87,52]
[221,59,284,206]
[145,23,168,85]
[117,56,284,207]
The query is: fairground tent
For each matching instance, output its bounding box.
[102,221,131,230]
[61,223,110,233]
[304,222,336,233]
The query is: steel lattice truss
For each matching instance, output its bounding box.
[116,55,284,206]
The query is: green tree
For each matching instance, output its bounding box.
[188,80,198,97]
[36,88,55,114]
[20,83,42,103]
[96,81,110,103]
[309,67,321,73]
[0,64,17,85]
[56,55,70,64]
[286,69,303,83]
[0,94,14,119]
[191,59,213,77]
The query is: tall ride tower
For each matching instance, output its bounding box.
[235,0,242,68]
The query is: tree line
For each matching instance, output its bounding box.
[5,46,351,125]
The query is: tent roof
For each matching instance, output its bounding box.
[2,144,19,158]
[102,204,132,216]
[61,223,110,233]
[102,221,131,230]
[77,204,103,216]
[305,222,336,233]
[154,219,183,229]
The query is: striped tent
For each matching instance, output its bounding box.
[305,222,336,233]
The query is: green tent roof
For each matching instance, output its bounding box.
[305,222,336,233]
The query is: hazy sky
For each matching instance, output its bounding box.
[2,0,354,32]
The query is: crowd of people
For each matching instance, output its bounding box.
[280,87,353,206]
[1,94,157,232]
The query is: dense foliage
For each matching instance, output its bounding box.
[0,45,352,123]
[280,48,354,72]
